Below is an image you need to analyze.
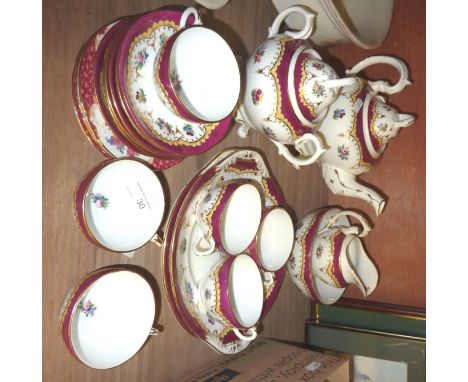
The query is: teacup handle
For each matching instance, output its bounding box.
[268,6,316,39]
[318,210,372,238]
[273,133,327,169]
[233,327,257,341]
[180,6,203,28]
[345,55,412,95]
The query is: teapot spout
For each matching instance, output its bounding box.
[321,164,386,216]
[341,236,378,297]
[394,113,415,129]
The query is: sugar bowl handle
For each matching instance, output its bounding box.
[274,133,327,169]
[268,6,316,39]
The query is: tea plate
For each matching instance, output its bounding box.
[73,19,179,170]
[116,10,232,157]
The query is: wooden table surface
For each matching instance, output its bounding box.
[43,0,425,380]
[43,1,324,380]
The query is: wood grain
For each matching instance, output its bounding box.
[325,0,426,308]
[43,1,324,380]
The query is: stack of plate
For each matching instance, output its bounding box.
[72,9,235,170]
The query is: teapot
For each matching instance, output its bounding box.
[298,56,415,215]
[235,6,356,167]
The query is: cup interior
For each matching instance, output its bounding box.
[169,26,240,121]
[220,183,262,255]
[228,254,263,328]
[83,159,165,252]
[257,208,294,271]
[70,271,155,368]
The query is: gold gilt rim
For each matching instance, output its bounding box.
[125,20,217,147]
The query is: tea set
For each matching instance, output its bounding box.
[65,3,415,367]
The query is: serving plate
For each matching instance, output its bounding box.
[163,148,286,354]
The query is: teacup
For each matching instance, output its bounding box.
[247,207,294,272]
[154,13,240,123]
[199,254,264,341]
[74,158,165,253]
[59,268,158,368]
[194,181,262,256]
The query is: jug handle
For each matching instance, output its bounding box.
[318,210,372,238]
[179,6,203,28]
[345,55,412,95]
[268,6,316,40]
[272,133,327,169]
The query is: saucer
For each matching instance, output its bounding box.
[73,19,180,170]
[116,10,232,157]
[163,148,286,354]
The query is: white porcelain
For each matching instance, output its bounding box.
[83,159,165,252]
[304,55,415,215]
[125,9,227,149]
[312,210,377,296]
[169,149,284,354]
[155,25,240,123]
[271,0,394,49]
[65,270,156,369]
[287,207,378,305]
[235,6,353,168]
[248,207,294,272]
[194,182,262,256]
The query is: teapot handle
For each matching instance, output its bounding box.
[318,210,372,238]
[268,6,316,39]
[180,6,203,28]
[345,55,412,95]
[233,327,257,341]
[272,133,327,169]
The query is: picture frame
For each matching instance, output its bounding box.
[305,299,426,381]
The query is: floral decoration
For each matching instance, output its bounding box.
[251,88,263,105]
[105,135,125,154]
[159,32,168,45]
[170,70,182,93]
[136,49,149,71]
[312,82,325,97]
[183,124,195,136]
[180,238,187,253]
[156,117,172,135]
[337,144,350,160]
[313,63,324,70]
[136,88,147,103]
[90,193,109,209]
[333,108,346,119]
[262,126,275,139]
[316,244,323,258]
[204,288,212,301]
[185,280,194,304]
[207,311,216,326]
[254,45,266,63]
[78,300,97,317]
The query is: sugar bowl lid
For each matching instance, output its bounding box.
[60,268,157,369]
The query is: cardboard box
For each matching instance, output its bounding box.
[181,338,349,382]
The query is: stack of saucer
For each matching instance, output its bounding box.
[72,7,240,170]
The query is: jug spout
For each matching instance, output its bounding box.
[321,164,386,216]
[341,236,378,297]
